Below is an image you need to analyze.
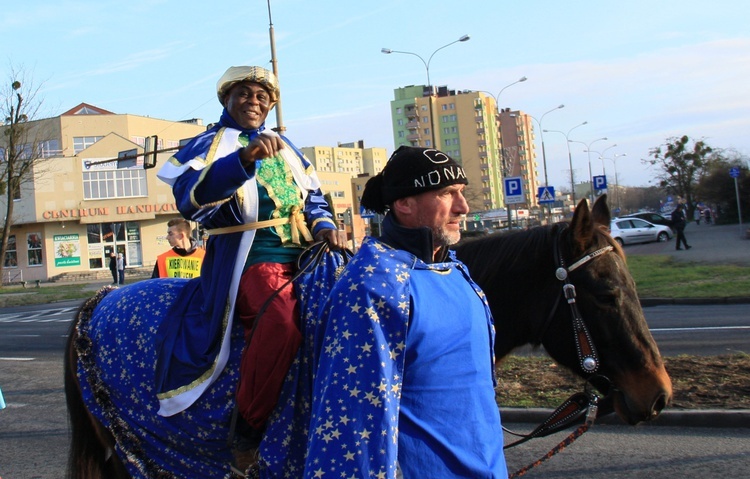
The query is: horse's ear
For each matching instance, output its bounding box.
[591,194,611,228]
[570,197,595,251]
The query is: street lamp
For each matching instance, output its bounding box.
[569,137,608,204]
[476,76,528,229]
[382,35,470,148]
[543,120,588,204]
[531,104,565,188]
[584,143,616,200]
[602,153,626,210]
[266,0,284,132]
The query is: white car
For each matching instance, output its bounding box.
[609,218,673,245]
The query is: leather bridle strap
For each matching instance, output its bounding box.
[553,227,613,374]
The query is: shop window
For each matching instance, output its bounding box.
[4,235,17,267]
[87,222,142,269]
[27,233,42,266]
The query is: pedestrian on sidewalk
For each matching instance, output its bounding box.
[108,251,118,285]
[671,204,691,250]
[117,253,126,285]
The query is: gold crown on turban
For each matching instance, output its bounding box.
[216,66,280,106]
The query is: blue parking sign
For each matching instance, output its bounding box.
[504,176,524,204]
[593,175,607,190]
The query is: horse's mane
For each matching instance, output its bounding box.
[454,225,560,285]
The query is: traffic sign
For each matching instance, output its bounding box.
[593,175,607,191]
[504,177,524,204]
[538,186,555,204]
[359,205,375,219]
[730,167,740,178]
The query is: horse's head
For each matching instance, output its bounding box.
[544,194,673,424]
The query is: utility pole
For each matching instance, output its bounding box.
[267,0,285,133]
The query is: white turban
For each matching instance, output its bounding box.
[216,66,280,106]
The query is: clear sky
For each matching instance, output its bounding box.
[4,0,749,190]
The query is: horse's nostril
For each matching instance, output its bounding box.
[651,393,668,417]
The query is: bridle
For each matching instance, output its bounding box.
[504,224,616,476]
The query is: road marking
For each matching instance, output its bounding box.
[0,307,77,323]
[0,357,36,361]
[652,326,750,332]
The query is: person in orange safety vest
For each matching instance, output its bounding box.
[152,218,205,279]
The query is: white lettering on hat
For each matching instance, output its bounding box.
[422,149,450,164]
[413,165,466,188]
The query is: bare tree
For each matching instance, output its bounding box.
[0,66,45,283]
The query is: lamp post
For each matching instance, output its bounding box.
[543,121,588,204]
[569,137,607,204]
[477,76,528,229]
[602,153,626,210]
[584,143,616,200]
[530,105,564,224]
[266,0,284,132]
[382,35,470,148]
[531,104,565,188]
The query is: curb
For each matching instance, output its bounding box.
[640,297,750,306]
[501,408,750,428]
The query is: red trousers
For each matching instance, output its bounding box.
[235,262,302,430]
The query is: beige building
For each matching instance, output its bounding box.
[0,103,208,283]
[389,85,540,212]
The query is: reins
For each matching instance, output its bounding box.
[504,224,615,477]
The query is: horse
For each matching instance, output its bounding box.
[454,195,672,426]
[64,194,672,478]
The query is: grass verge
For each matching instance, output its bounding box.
[626,255,750,298]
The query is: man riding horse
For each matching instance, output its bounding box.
[154,65,342,472]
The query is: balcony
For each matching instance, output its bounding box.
[406,120,419,129]
[406,133,421,141]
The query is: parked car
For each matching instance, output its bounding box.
[620,212,674,229]
[609,218,673,245]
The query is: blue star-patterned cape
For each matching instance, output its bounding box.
[260,236,506,478]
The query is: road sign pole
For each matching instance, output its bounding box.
[735,177,743,238]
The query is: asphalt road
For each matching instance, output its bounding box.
[1,301,749,478]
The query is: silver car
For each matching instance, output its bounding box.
[609,218,672,245]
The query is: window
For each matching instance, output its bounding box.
[422,116,429,123]
[441,104,448,111]
[398,131,405,138]
[39,140,61,158]
[424,128,430,135]
[444,139,451,147]
[4,235,17,267]
[73,136,104,154]
[83,168,148,199]
[27,233,42,266]
[397,119,404,126]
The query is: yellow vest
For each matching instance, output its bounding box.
[155,248,206,279]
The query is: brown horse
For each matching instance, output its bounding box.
[454,195,672,425]
[64,195,671,478]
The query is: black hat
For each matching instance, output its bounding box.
[360,146,468,214]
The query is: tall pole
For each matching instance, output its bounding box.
[569,137,607,204]
[479,77,528,230]
[267,0,284,133]
[602,153,626,211]
[531,105,564,224]
[544,121,588,204]
[382,35,470,148]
